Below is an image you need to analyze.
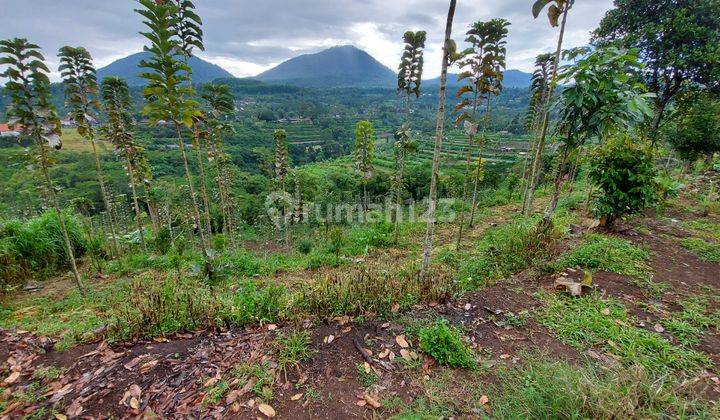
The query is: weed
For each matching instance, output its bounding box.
[356,363,378,387]
[304,385,320,401]
[557,233,651,279]
[629,277,670,299]
[231,361,275,401]
[417,319,476,369]
[537,293,709,373]
[682,220,720,241]
[32,366,65,381]
[491,355,719,419]
[296,238,314,255]
[203,379,229,406]
[277,330,312,369]
[498,310,531,328]
[680,238,720,262]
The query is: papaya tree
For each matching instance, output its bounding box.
[524,0,575,216]
[100,77,148,252]
[135,0,212,266]
[58,46,122,258]
[354,120,375,212]
[420,0,457,279]
[200,83,236,236]
[0,38,84,291]
[394,30,426,242]
[453,18,510,247]
[521,53,555,214]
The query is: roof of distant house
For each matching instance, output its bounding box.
[0,123,23,132]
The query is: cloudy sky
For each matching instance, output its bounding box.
[0,0,614,81]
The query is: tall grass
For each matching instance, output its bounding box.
[0,210,86,290]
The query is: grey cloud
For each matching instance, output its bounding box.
[0,0,614,79]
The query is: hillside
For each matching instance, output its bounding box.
[96,52,235,86]
[427,69,532,89]
[255,45,396,88]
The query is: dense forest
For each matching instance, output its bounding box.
[0,0,719,418]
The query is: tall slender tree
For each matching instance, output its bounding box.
[273,129,291,243]
[394,31,426,242]
[454,19,510,246]
[420,0,457,279]
[521,53,555,214]
[58,46,122,258]
[135,0,212,267]
[524,0,574,215]
[201,84,235,236]
[100,77,148,252]
[1,38,84,292]
[354,121,375,213]
[169,0,213,239]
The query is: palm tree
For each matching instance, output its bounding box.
[394,30,426,243]
[524,0,575,215]
[58,46,122,258]
[454,19,510,247]
[135,0,212,267]
[354,121,375,213]
[100,77,148,252]
[0,38,84,292]
[420,0,457,279]
[200,84,235,236]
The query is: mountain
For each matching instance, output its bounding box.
[96,52,234,86]
[427,69,532,89]
[255,45,395,88]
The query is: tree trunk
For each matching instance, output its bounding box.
[39,140,84,293]
[394,94,411,243]
[174,122,211,259]
[89,134,120,257]
[191,127,213,239]
[455,90,480,250]
[469,99,491,227]
[523,3,570,216]
[124,151,147,252]
[545,143,570,220]
[420,0,456,280]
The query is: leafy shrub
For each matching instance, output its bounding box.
[221,280,286,325]
[296,237,314,255]
[152,225,173,254]
[588,136,658,227]
[0,210,86,290]
[417,319,475,369]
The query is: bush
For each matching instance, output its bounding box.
[0,210,86,290]
[588,136,658,227]
[417,319,476,369]
[296,237,314,255]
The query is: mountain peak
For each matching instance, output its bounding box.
[256,45,395,88]
[96,52,234,86]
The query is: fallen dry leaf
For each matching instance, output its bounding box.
[356,399,367,406]
[54,415,68,420]
[391,303,400,313]
[363,362,371,374]
[290,393,303,401]
[395,335,409,348]
[139,359,158,374]
[324,335,335,344]
[3,371,21,385]
[129,397,140,409]
[363,394,381,408]
[602,308,611,316]
[479,395,490,405]
[267,324,278,331]
[654,324,665,333]
[388,351,396,361]
[400,349,412,360]
[378,348,390,359]
[258,403,276,417]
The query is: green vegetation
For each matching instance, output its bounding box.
[556,233,651,279]
[356,363,379,388]
[231,361,275,401]
[538,293,709,373]
[491,355,720,419]
[277,330,312,369]
[417,319,476,369]
[680,238,720,262]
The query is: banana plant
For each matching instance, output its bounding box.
[524,0,575,216]
[99,77,148,252]
[354,121,375,213]
[394,30,426,242]
[200,84,236,236]
[58,46,122,257]
[0,38,84,292]
[135,0,213,268]
[453,19,510,247]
